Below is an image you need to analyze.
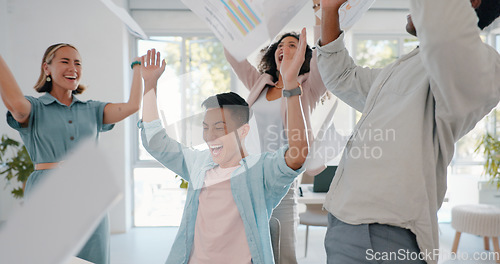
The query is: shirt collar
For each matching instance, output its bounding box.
[39,93,82,106]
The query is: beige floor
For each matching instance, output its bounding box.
[110,223,500,264]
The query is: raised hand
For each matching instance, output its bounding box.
[141,49,166,92]
[280,28,307,89]
[319,0,346,46]
[321,0,347,10]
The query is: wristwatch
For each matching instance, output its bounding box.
[282,85,302,97]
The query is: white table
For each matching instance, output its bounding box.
[297,184,327,204]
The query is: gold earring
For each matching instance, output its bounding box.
[46,75,51,82]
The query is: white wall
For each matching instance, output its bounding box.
[0,0,132,233]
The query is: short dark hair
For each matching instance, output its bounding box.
[476,0,500,29]
[257,32,313,83]
[201,92,250,127]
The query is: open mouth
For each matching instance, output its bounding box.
[279,53,284,62]
[209,144,223,157]
[64,75,77,81]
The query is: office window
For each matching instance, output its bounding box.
[497,35,500,51]
[133,36,231,226]
[353,35,418,68]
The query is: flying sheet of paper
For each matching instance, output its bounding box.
[0,139,122,264]
[315,0,376,30]
[304,98,349,173]
[99,0,148,39]
[182,0,308,61]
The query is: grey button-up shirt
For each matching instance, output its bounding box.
[316,0,500,263]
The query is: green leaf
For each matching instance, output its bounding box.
[11,187,24,199]
[0,134,33,199]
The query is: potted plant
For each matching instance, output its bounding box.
[475,132,500,204]
[476,133,500,187]
[0,135,33,199]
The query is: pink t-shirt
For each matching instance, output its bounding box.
[188,165,252,264]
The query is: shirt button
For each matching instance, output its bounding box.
[70,136,74,140]
[68,120,73,124]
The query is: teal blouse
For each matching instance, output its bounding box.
[6,93,114,164]
[6,93,115,264]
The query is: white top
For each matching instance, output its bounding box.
[246,88,287,154]
[316,0,500,263]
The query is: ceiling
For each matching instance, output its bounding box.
[128,0,410,11]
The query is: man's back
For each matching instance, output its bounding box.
[316,0,500,263]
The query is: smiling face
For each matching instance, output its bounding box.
[44,46,82,93]
[203,108,249,168]
[275,36,299,71]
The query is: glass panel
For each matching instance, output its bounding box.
[403,37,419,54]
[451,164,485,176]
[134,36,231,227]
[137,37,183,160]
[185,37,231,116]
[134,168,187,226]
[354,39,398,68]
[497,35,500,52]
[182,37,232,148]
[137,36,231,159]
[454,117,487,163]
[480,34,487,43]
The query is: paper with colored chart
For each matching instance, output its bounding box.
[315,0,376,30]
[182,0,308,61]
[0,139,121,264]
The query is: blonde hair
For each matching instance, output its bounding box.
[34,43,86,94]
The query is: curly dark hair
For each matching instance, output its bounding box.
[476,0,500,29]
[257,32,313,83]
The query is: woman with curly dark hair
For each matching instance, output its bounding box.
[224,1,329,262]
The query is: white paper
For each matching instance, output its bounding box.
[315,0,376,30]
[181,0,308,61]
[304,99,349,172]
[99,0,148,39]
[0,140,122,264]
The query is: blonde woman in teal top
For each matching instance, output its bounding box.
[0,43,145,264]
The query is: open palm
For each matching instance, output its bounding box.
[280,28,307,88]
[141,49,166,84]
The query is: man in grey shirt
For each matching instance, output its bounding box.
[316,0,500,263]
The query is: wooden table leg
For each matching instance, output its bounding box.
[485,236,490,251]
[452,231,461,253]
[492,237,500,263]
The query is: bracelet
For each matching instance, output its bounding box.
[312,3,320,9]
[131,61,141,69]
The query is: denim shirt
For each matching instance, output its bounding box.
[138,119,303,264]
